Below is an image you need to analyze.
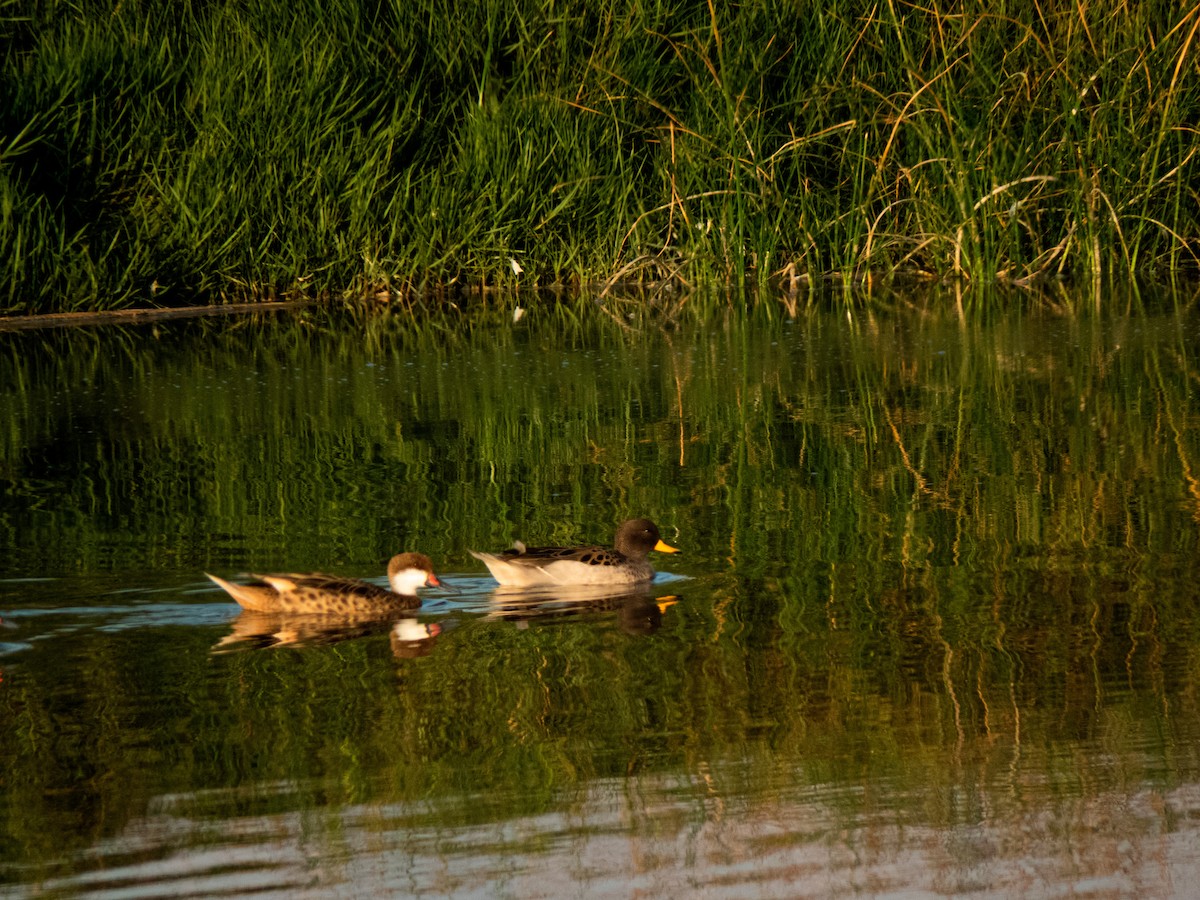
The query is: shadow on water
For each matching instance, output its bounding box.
[5,285,1200,895]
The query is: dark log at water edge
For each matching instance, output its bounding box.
[0,301,317,332]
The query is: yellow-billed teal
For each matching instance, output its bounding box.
[470,518,679,587]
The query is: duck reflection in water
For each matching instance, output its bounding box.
[213,610,442,657]
[486,586,680,636]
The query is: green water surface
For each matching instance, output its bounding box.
[2,290,1200,897]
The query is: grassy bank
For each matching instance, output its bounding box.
[2,0,1198,313]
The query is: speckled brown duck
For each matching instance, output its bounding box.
[469,518,679,587]
[205,552,446,615]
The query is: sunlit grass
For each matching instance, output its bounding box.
[2,0,1198,312]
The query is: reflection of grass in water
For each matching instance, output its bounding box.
[3,2,1198,312]
[3,293,1200,869]
[3,289,1200,580]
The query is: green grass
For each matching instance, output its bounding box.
[2,0,1198,313]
